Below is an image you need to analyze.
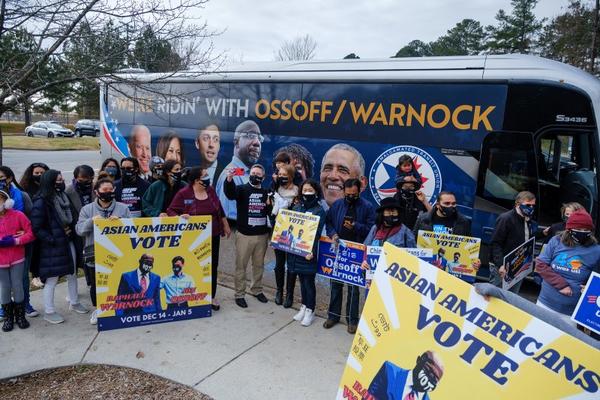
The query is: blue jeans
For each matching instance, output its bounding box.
[298,274,316,311]
[328,280,360,324]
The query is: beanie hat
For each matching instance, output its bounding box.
[566,209,594,231]
[0,190,15,210]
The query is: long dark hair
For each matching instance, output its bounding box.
[101,158,121,180]
[38,169,61,200]
[156,131,185,166]
[299,179,323,200]
[0,165,24,190]
[160,159,181,185]
[560,230,598,247]
[20,162,49,195]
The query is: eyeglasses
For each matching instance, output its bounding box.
[239,132,264,143]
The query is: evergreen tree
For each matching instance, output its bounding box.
[430,19,485,56]
[486,0,545,54]
[393,40,432,57]
[130,26,183,72]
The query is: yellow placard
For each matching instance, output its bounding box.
[93,216,212,331]
[337,242,600,399]
[270,208,320,257]
[417,229,481,282]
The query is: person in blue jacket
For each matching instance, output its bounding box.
[368,350,444,400]
[0,166,24,212]
[116,254,162,316]
[323,178,375,334]
[287,179,326,327]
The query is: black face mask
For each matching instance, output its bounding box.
[412,363,438,393]
[0,179,7,192]
[97,191,115,203]
[76,180,92,193]
[32,175,42,184]
[139,260,153,274]
[345,195,359,205]
[400,188,415,199]
[249,175,263,186]
[200,178,210,187]
[277,176,289,186]
[383,215,400,226]
[154,168,163,177]
[123,170,136,181]
[571,230,592,244]
[440,205,457,218]
[302,193,317,207]
[173,265,182,275]
[55,182,66,193]
[171,172,182,183]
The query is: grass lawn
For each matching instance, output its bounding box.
[1,121,76,136]
[3,136,99,151]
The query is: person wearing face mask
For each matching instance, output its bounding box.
[413,191,472,237]
[19,162,49,199]
[149,156,165,183]
[160,256,197,311]
[393,180,432,231]
[323,179,375,333]
[100,158,121,181]
[286,179,326,327]
[368,350,444,400]
[535,209,600,327]
[167,167,231,311]
[270,163,299,307]
[115,157,150,218]
[115,254,162,316]
[142,159,185,217]
[224,164,272,308]
[76,178,131,324]
[0,166,25,213]
[30,169,88,324]
[0,190,35,332]
[490,191,538,294]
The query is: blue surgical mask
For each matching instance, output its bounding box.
[519,204,535,218]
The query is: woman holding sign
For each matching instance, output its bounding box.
[167,167,231,311]
[286,179,326,327]
[270,164,299,307]
[361,198,416,274]
[535,209,600,327]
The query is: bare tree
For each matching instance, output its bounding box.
[0,0,222,164]
[274,34,317,61]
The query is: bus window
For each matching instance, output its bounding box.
[536,129,598,226]
[477,131,538,211]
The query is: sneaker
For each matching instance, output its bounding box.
[235,298,248,308]
[253,293,268,303]
[31,277,44,288]
[25,303,39,317]
[44,312,65,324]
[301,309,315,326]
[69,303,88,314]
[323,319,338,329]
[293,305,307,321]
[90,309,98,325]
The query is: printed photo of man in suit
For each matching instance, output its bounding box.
[116,254,162,316]
[368,350,444,400]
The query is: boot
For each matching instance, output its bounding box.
[274,289,283,305]
[14,302,30,329]
[283,292,293,308]
[1,303,14,332]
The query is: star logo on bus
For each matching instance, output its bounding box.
[368,145,442,205]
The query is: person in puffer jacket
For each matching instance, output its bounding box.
[0,190,35,332]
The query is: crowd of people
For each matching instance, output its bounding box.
[0,148,598,340]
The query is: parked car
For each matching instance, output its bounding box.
[24,121,74,138]
[74,119,101,137]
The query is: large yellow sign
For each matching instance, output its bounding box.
[338,243,600,399]
[93,216,212,331]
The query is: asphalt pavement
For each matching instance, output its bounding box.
[2,149,101,181]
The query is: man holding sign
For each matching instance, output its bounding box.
[323,179,375,334]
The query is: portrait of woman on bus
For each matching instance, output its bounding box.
[156,130,185,166]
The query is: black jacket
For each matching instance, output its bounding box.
[224,180,272,236]
[413,209,472,237]
[393,192,427,230]
[30,197,76,280]
[491,208,536,267]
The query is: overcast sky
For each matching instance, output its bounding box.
[198,0,571,63]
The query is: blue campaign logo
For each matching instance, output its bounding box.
[368,145,442,204]
[571,272,600,335]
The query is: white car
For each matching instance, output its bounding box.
[25,121,74,138]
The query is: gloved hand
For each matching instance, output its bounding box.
[0,235,16,247]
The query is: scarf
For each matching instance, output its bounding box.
[53,192,73,226]
[374,224,402,241]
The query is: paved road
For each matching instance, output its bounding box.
[2,149,101,181]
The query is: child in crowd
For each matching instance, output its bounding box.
[395,154,422,187]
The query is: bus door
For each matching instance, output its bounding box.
[471,131,539,269]
[535,128,598,228]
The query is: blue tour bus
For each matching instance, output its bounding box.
[99,54,600,278]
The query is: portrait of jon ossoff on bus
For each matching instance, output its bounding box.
[368,350,444,400]
[196,123,224,184]
[320,143,367,208]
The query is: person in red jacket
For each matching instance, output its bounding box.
[167,167,231,311]
[0,190,35,332]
